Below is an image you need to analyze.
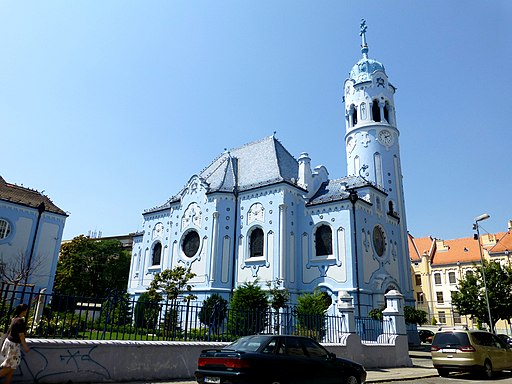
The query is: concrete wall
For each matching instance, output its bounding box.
[11,336,411,383]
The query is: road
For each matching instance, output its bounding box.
[377,371,512,384]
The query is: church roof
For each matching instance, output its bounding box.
[146,136,300,213]
[200,135,299,193]
[307,176,370,206]
[0,176,67,216]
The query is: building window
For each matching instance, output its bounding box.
[416,292,424,304]
[453,311,461,324]
[434,273,442,285]
[436,292,444,304]
[448,271,456,284]
[182,230,200,257]
[415,274,422,286]
[0,219,11,239]
[372,226,385,256]
[152,242,162,265]
[465,270,473,278]
[438,311,446,324]
[315,225,332,256]
[372,100,381,122]
[250,228,264,258]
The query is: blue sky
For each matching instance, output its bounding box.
[1,1,511,241]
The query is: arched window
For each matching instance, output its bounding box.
[152,242,162,265]
[353,106,358,126]
[315,225,332,256]
[250,228,264,258]
[388,201,394,214]
[383,102,390,123]
[372,100,381,122]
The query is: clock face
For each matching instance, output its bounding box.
[373,226,385,256]
[378,129,394,146]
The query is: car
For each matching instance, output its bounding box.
[195,334,367,384]
[431,326,512,378]
[418,329,434,343]
[497,334,512,346]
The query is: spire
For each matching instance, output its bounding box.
[360,19,369,59]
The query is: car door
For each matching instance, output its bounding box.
[490,334,509,370]
[275,337,316,384]
[300,337,341,384]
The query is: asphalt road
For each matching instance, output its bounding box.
[378,371,512,384]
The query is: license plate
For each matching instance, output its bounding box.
[204,377,221,384]
[442,348,457,353]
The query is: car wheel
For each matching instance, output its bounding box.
[437,369,449,377]
[482,360,493,379]
[346,375,359,384]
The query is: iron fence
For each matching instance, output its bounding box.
[0,285,391,343]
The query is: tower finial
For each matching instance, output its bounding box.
[360,19,369,59]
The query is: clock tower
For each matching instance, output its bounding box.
[343,20,412,299]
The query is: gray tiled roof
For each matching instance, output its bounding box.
[307,176,370,205]
[146,136,299,213]
[0,176,67,216]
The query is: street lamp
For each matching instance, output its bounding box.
[473,213,493,333]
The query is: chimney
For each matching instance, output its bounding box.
[508,220,512,231]
[297,152,313,191]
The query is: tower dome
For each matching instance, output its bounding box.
[349,57,386,84]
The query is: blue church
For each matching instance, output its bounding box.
[127,22,414,316]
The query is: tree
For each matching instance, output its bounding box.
[228,281,269,337]
[54,235,131,297]
[296,290,332,341]
[198,293,228,334]
[0,251,45,288]
[146,266,197,338]
[266,279,289,334]
[452,260,512,330]
[369,305,428,325]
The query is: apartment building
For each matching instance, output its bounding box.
[409,221,512,332]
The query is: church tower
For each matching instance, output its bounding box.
[343,20,413,301]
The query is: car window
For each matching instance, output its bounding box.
[278,337,307,357]
[225,335,270,352]
[432,332,470,348]
[491,334,507,348]
[301,338,329,358]
[261,338,277,354]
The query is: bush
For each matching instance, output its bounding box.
[228,281,268,337]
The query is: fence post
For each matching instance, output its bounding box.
[336,291,356,334]
[382,290,406,336]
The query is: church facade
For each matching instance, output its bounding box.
[127,22,414,316]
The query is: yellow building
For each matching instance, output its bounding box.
[409,221,512,333]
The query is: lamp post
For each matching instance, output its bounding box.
[473,213,493,333]
[348,189,361,317]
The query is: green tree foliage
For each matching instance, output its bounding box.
[198,293,228,333]
[266,278,290,310]
[228,281,269,336]
[54,235,131,297]
[146,266,197,304]
[296,290,331,341]
[452,260,512,329]
[368,305,428,325]
[134,292,160,329]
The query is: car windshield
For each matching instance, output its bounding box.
[224,335,271,352]
[433,332,470,348]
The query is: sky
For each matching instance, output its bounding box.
[1,1,511,242]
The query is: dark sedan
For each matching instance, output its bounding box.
[195,334,366,384]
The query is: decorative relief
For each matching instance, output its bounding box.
[360,132,370,147]
[247,203,264,225]
[360,102,367,120]
[181,203,201,230]
[152,222,164,239]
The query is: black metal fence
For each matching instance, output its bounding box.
[0,285,390,343]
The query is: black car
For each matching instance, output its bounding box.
[418,329,434,343]
[195,334,366,384]
[497,334,512,346]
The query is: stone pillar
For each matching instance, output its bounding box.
[279,204,287,281]
[337,291,356,334]
[209,211,220,282]
[382,289,406,336]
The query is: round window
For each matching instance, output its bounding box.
[373,226,385,256]
[182,230,200,257]
[0,219,11,239]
